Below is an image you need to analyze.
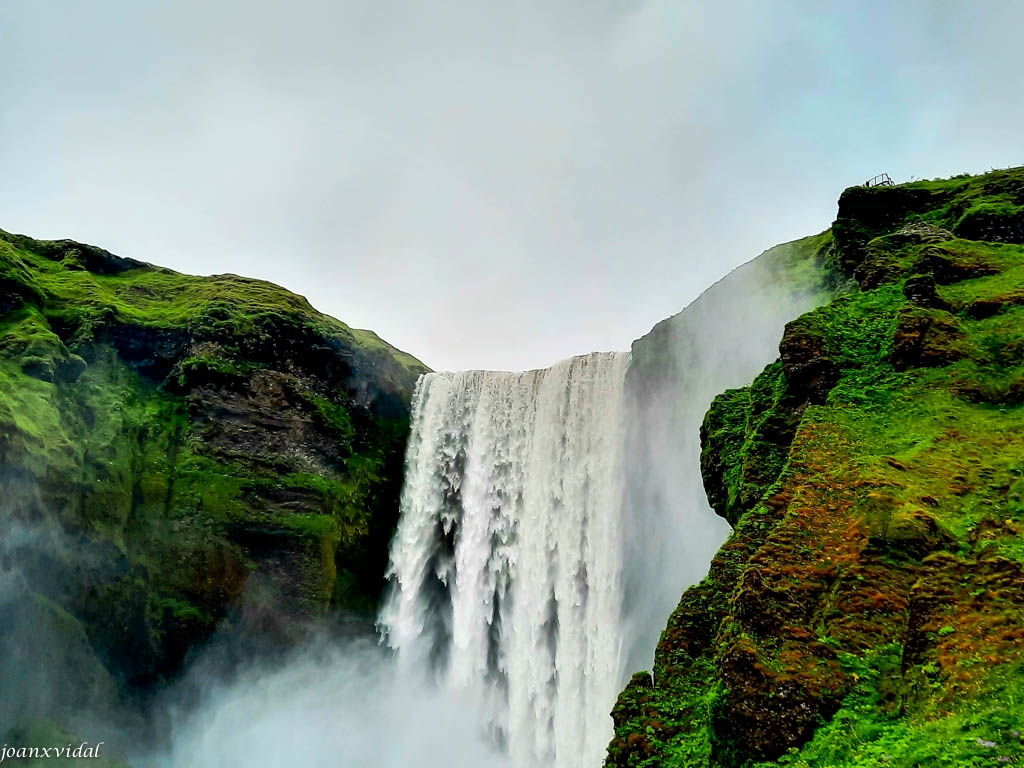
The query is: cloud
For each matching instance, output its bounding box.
[1,1,1022,370]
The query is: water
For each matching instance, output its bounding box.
[380,351,630,768]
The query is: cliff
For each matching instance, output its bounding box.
[608,167,1024,766]
[0,229,427,719]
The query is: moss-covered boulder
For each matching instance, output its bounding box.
[0,229,428,704]
[609,166,1024,767]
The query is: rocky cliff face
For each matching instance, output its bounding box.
[0,229,427,718]
[608,167,1024,767]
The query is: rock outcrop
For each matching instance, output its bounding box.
[0,229,427,708]
[609,166,1024,767]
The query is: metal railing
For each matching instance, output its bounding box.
[864,172,895,188]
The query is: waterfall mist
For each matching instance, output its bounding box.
[620,245,836,671]
[0,483,130,743]
[142,639,506,768]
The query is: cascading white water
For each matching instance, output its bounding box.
[380,351,630,768]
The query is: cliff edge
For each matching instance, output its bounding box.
[0,229,427,717]
[609,167,1024,767]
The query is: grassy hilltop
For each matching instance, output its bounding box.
[0,229,427,713]
[608,167,1024,767]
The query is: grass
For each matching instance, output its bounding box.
[0,225,425,702]
[610,165,1024,768]
[0,230,426,372]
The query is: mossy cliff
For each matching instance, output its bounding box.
[608,167,1024,767]
[0,229,427,709]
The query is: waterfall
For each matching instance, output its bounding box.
[379,351,630,768]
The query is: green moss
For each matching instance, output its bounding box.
[0,229,425,369]
[276,510,338,538]
[612,165,1024,768]
[832,166,1024,276]
[0,225,427,700]
[306,394,356,444]
[173,353,261,388]
[702,364,797,526]
[759,650,1024,768]
[149,595,213,624]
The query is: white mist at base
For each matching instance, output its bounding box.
[145,641,508,768]
[380,352,631,768]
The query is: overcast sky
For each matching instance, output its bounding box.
[1,1,1021,371]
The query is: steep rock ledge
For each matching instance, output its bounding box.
[608,166,1024,767]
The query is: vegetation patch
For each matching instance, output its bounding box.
[0,227,427,716]
[610,165,1024,767]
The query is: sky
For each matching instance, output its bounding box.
[1,1,1022,372]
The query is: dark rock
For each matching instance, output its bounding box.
[912,245,1000,284]
[903,275,952,311]
[779,322,839,404]
[0,274,39,313]
[21,357,56,382]
[732,568,824,638]
[855,225,953,290]
[832,185,957,274]
[966,291,1024,320]
[954,207,1024,244]
[966,298,1006,319]
[55,354,87,383]
[785,357,840,404]
[95,322,191,381]
[712,639,844,765]
[8,235,147,275]
[891,307,972,370]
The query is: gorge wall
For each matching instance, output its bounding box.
[608,167,1024,767]
[0,213,841,765]
[0,229,427,730]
